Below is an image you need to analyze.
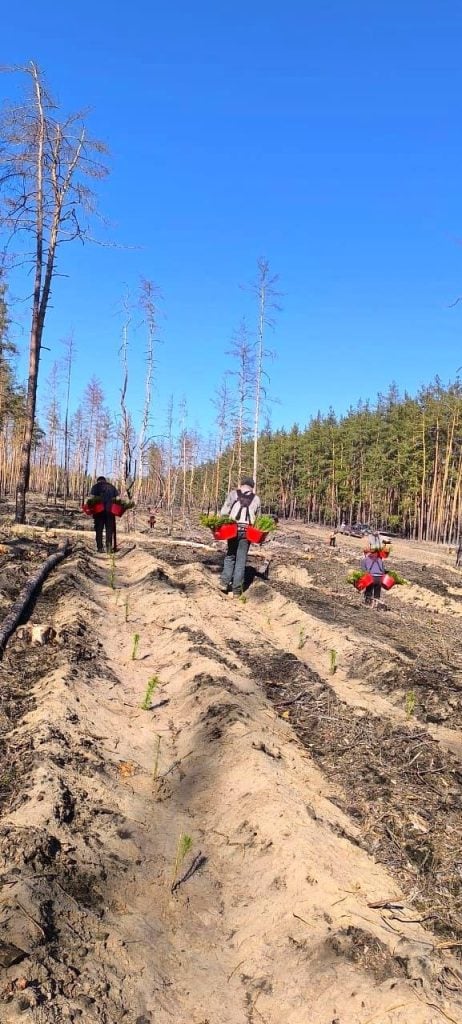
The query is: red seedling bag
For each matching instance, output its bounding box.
[213,523,238,541]
[355,572,374,591]
[382,573,396,590]
[111,502,125,517]
[82,502,104,516]
[245,525,267,544]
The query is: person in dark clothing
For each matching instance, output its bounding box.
[361,550,385,607]
[219,476,261,596]
[90,476,119,553]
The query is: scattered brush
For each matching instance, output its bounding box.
[131,633,140,660]
[172,833,193,891]
[199,513,235,529]
[141,676,159,710]
[253,514,277,532]
[405,690,417,718]
[329,648,338,674]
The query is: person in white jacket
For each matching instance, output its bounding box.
[219,476,261,595]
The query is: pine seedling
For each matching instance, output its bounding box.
[141,676,159,710]
[405,690,417,718]
[171,833,192,891]
[153,734,161,782]
[131,633,140,660]
[298,627,306,650]
[239,592,247,604]
[329,648,337,674]
[124,596,129,623]
[109,552,116,589]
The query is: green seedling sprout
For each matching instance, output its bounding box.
[141,676,159,710]
[405,689,417,718]
[172,833,192,891]
[298,626,306,650]
[153,734,161,782]
[131,633,140,660]
[329,648,338,674]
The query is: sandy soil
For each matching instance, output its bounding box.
[0,511,461,1023]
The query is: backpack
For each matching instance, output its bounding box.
[230,489,254,524]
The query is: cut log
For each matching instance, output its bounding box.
[0,540,70,659]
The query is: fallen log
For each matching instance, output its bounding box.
[0,540,71,659]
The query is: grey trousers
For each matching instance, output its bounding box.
[221,535,250,593]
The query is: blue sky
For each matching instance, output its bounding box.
[2,1,462,441]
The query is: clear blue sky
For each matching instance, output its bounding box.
[2,1,462,441]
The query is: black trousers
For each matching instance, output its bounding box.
[364,580,381,603]
[94,512,116,552]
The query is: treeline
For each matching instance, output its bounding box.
[2,270,462,541]
[190,380,462,543]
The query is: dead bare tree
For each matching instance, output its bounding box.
[228,317,254,481]
[213,375,234,508]
[119,293,135,496]
[0,62,108,522]
[135,278,160,499]
[251,259,280,487]
[61,334,75,504]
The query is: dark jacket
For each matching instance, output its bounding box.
[91,480,119,513]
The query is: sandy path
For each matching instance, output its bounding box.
[91,542,462,1023]
[1,535,462,1023]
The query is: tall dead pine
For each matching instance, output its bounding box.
[0,62,108,522]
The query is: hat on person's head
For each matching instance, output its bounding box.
[96,475,106,483]
[240,476,255,488]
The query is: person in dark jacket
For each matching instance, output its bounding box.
[219,476,261,596]
[360,550,385,606]
[91,476,119,553]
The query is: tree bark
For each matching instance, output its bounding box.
[0,540,70,658]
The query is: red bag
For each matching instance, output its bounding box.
[381,573,396,590]
[111,502,125,517]
[82,502,104,516]
[245,525,267,544]
[355,572,374,591]
[213,523,238,541]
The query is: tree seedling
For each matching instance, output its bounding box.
[131,633,140,660]
[329,648,337,674]
[124,596,129,623]
[405,689,417,718]
[141,676,159,710]
[171,833,192,891]
[109,552,116,589]
[153,734,161,782]
[298,626,306,650]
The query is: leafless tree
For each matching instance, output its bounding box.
[251,259,280,487]
[0,62,109,521]
[228,317,254,481]
[213,374,234,507]
[135,278,160,498]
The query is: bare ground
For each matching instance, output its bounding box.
[0,511,461,1023]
